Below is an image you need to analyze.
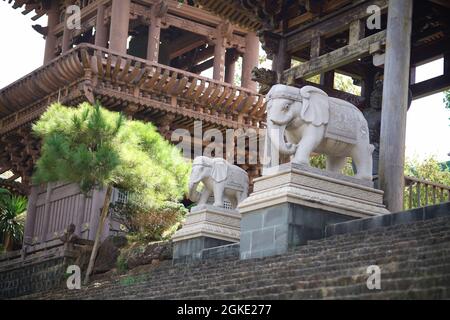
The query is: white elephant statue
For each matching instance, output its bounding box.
[266,84,374,181]
[188,156,249,210]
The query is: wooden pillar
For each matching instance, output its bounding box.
[76,193,87,237]
[41,183,54,242]
[242,32,259,90]
[213,35,226,81]
[272,38,291,82]
[109,0,131,54]
[225,49,238,84]
[321,71,335,89]
[43,1,59,64]
[95,4,108,47]
[23,186,39,245]
[147,5,162,62]
[379,0,413,212]
[62,8,72,53]
[225,58,236,84]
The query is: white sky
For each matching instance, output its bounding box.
[0,5,449,162]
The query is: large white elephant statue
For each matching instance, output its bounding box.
[188,156,249,210]
[266,84,374,181]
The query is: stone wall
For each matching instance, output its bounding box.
[0,257,70,299]
[18,209,450,300]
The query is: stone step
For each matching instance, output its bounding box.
[17,213,450,300]
[112,250,450,299]
[27,239,450,302]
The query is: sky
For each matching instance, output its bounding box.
[0,5,449,162]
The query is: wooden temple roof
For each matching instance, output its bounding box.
[1,0,51,20]
[0,44,264,133]
[195,0,357,32]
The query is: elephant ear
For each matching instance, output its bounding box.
[300,86,330,126]
[211,158,228,182]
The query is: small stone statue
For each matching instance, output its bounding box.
[363,77,383,178]
[188,156,249,210]
[363,74,413,180]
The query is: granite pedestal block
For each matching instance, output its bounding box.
[172,205,241,263]
[239,163,389,260]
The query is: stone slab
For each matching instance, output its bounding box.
[172,205,241,243]
[241,165,389,218]
[172,206,242,263]
[240,203,354,260]
[325,202,450,237]
[173,237,233,264]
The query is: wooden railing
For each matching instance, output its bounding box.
[404,176,450,210]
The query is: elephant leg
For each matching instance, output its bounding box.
[213,185,224,207]
[293,126,325,165]
[198,190,211,205]
[231,192,241,210]
[351,143,374,181]
[326,156,347,173]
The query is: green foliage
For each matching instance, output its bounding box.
[444,91,450,125]
[112,196,187,242]
[404,156,450,209]
[33,103,190,248]
[116,255,128,274]
[33,102,190,205]
[334,73,361,96]
[405,157,450,184]
[310,154,355,176]
[444,90,450,110]
[33,102,124,193]
[0,189,27,243]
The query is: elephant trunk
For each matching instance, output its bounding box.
[268,122,297,156]
[188,181,201,202]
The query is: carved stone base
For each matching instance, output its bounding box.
[172,205,241,263]
[247,163,388,217]
[239,164,389,260]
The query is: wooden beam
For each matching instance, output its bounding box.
[349,19,366,45]
[310,33,324,58]
[168,34,206,60]
[164,14,245,49]
[7,174,21,182]
[428,0,450,9]
[283,31,386,83]
[286,0,388,53]
[411,75,450,100]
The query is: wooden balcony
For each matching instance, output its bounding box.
[0,43,265,136]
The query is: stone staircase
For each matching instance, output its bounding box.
[19,206,450,300]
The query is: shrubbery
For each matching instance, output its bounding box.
[111,196,188,242]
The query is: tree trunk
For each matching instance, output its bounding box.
[4,232,14,252]
[83,185,113,285]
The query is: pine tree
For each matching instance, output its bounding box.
[33,102,190,283]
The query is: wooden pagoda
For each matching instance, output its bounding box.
[198,0,450,212]
[0,0,264,192]
[0,0,268,252]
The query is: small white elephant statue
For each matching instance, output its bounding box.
[188,156,249,210]
[266,84,374,181]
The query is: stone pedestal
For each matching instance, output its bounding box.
[239,163,389,260]
[172,205,241,263]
